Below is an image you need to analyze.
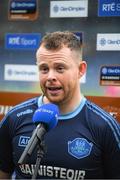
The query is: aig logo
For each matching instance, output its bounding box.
[18,136,30,147]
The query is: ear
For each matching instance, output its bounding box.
[78,61,87,78]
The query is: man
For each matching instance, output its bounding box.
[0,31,120,179]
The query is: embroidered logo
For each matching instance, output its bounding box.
[18,136,30,147]
[68,138,93,159]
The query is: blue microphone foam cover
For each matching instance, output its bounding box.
[33,103,59,131]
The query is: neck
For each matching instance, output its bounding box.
[43,92,83,115]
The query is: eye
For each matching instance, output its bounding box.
[56,65,65,73]
[39,65,49,74]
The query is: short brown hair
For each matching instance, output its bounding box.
[40,31,82,56]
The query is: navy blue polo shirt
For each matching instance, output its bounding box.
[0,96,120,179]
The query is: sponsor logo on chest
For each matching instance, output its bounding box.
[18,136,30,147]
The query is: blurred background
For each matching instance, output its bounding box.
[0,0,120,97]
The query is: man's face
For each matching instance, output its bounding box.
[36,46,83,105]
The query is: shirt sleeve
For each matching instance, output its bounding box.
[0,116,14,174]
[102,119,120,178]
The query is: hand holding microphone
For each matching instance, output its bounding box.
[18,103,59,164]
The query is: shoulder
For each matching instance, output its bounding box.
[85,99,118,126]
[0,97,39,127]
[84,99,120,145]
[8,97,38,114]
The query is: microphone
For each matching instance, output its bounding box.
[18,103,59,164]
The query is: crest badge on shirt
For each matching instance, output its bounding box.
[68,138,93,159]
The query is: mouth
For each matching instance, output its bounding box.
[48,86,62,90]
[47,86,62,94]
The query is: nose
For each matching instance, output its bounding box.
[47,70,57,82]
